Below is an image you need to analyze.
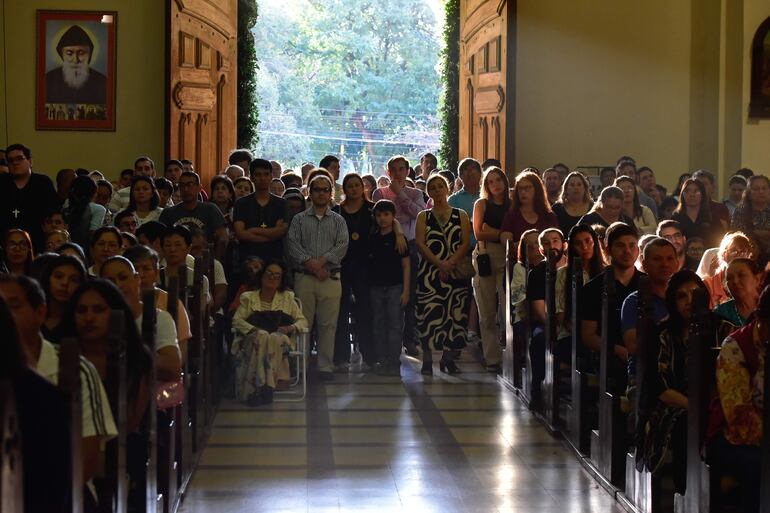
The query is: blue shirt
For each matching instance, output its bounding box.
[621,290,668,380]
[448,189,479,246]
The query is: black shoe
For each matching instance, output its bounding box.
[247,391,266,407]
[260,387,274,404]
[421,362,433,375]
[439,359,461,374]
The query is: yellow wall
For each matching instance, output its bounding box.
[0,0,165,180]
[514,1,693,191]
[742,0,770,175]
[0,0,7,147]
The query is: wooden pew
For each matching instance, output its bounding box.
[159,276,180,513]
[501,240,518,390]
[518,255,534,407]
[188,255,207,454]
[590,270,626,491]
[102,311,128,513]
[58,337,83,513]
[566,257,593,455]
[674,287,716,513]
[761,324,770,513]
[140,290,162,513]
[0,379,23,513]
[174,268,194,497]
[540,249,560,430]
[621,276,663,512]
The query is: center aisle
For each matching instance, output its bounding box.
[180,353,623,512]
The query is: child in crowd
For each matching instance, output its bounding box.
[368,199,410,376]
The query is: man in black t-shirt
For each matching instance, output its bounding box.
[579,222,640,388]
[0,144,61,250]
[525,228,565,393]
[232,158,289,265]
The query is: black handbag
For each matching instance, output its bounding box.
[476,242,492,277]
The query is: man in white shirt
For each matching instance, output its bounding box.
[0,273,117,482]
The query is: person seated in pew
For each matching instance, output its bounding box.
[87,226,122,276]
[39,254,86,341]
[56,240,88,268]
[708,284,770,513]
[0,294,72,513]
[231,260,307,405]
[555,224,604,370]
[621,238,678,395]
[99,256,182,382]
[525,228,566,404]
[580,222,639,381]
[186,222,228,313]
[510,229,541,347]
[0,273,117,486]
[158,224,212,305]
[714,258,762,327]
[122,244,191,361]
[228,255,265,314]
[702,231,756,307]
[642,270,735,495]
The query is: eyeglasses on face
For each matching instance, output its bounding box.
[265,270,283,279]
[7,241,29,249]
[7,155,26,164]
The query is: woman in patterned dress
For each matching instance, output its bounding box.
[415,174,472,375]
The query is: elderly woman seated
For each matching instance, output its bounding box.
[232,261,307,405]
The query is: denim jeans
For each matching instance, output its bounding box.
[370,284,404,365]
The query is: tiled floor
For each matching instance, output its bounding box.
[180,353,623,512]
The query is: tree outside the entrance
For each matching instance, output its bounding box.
[253,0,443,175]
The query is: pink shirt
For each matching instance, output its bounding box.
[372,185,426,240]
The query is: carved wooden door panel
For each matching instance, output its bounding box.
[169,0,237,191]
[459,0,514,175]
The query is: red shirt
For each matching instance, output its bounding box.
[500,208,559,242]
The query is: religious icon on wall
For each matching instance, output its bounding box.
[750,16,770,118]
[36,11,117,130]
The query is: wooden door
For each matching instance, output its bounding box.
[168,0,237,191]
[459,0,515,175]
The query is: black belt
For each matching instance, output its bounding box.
[295,269,341,280]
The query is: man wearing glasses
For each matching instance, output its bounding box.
[0,144,61,251]
[159,171,227,258]
[287,175,349,381]
[657,220,687,271]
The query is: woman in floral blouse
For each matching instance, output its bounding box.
[710,284,770,513]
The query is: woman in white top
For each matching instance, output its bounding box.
[615,175,656,235]
[100,255,182,382]
[232,261,308,405]
[127,176,164,226]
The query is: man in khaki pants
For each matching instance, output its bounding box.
[287,174,349,380]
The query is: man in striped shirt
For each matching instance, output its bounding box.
[287,175,349,380]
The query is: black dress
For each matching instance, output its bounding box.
[417,208,470,351]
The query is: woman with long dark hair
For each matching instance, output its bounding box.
[555,224,604,360]
[672,178,720,246]
[126,175,163,226]
[500,170,558,244]
[40,254,87,340]
[210,175,236,227]
[63,175,107,248]
[59,279,153,432]
[551,171,593,236]
[615,175,656,235]
[642,270,734,495]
